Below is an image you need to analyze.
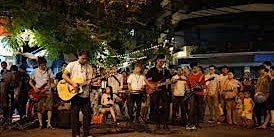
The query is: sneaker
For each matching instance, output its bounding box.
[208,119,215,123]
[191,125,197,130]
[186,125,192,130]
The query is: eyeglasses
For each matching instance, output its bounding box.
[158,60,166,63]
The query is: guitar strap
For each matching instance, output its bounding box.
[111,75,121,86]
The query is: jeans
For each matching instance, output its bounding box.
[71,96,91,137]
[188,95,204,126]
[172,96,187,124]
[127,93,143,122]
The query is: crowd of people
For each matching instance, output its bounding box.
[0,50,273,137]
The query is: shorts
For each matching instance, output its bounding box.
[37,92,53,112]
[241,111,252,120]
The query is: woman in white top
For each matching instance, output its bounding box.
[127,64,146,123]
[101,86,118,125]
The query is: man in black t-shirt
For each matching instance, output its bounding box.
[146,54,170,129]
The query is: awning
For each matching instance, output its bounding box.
[172,3,274,24]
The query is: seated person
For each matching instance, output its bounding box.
[101,86,119,125]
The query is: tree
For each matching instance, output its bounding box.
[1,0,163,66]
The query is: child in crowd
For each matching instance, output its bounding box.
[236,92,244,125]
[241,91,255,128]
[101,86,119,125]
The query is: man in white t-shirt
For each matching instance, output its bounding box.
[62,50,93,137]
[29,57,54,129]
[171,67,189,126]
[108,66,123,94]
[108,66,123,117]
[205,65,220,123]
[127,64,146,123]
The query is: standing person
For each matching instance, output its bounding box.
[91,67,108,115]
[108,66,123,94]
[127,64,146,124]
[171,67,189,126]
[62,50,93,137]
[122,70,129,92]
[205,65,220,124]
[55,62,67,83]
[263,61,272,76]
[141,67,150,122]
[29,57,54,129]
[254,65,271,126]
[9,65,21,119]
[183,66,191,77]
[108,66,123,117]
[257,66,274,130]
[186,63,205,129]
[241,71,254,97]
[18,65,30,118]
[0,61,10,119]
[146,54,170,129]
[222,71,238,125]
[219,65,230,120]
[241,91,255,128]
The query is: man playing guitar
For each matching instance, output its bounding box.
[186,62,205,130]
[62,50,93,137]
[145,54,170,129]
[29,57,54,129]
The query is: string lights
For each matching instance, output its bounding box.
[117,56,147,67]
[113,44,164,58]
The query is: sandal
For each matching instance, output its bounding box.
[256,125,266,129]
[39,125,43,130]
[47,125,55,129]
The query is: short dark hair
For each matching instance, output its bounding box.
[78,50,90,58]
[209,65,216,69]
[156,54,165,60]
[99,67,105,73]
[228,70,234,74]
[1,61,7,65]
[263,61,272,66]
[198,66,204,74]
[221,65,229,69]
[176,66,182,70]
[10,65,18,71]
[190,62,198,68]
[258,65,267,72]
[37,56,47,65]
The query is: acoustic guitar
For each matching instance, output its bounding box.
[29,83,48,102]
[57,78,85,101]
[57,76,107,101]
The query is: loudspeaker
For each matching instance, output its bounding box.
[56,110,71,129]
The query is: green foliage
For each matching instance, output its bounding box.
[2,0,162,66]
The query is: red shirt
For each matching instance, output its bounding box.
[187,73,205,96]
